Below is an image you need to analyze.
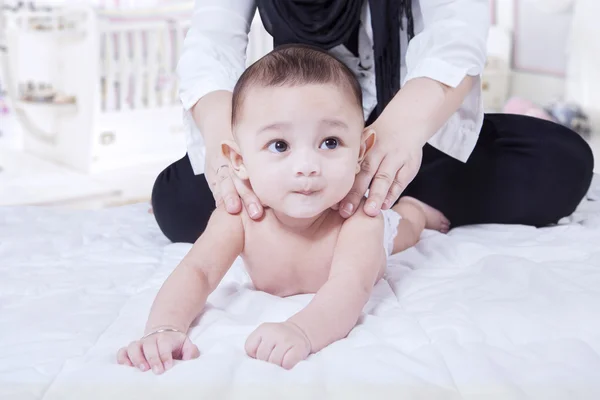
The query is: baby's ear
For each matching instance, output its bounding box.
[357,128,376,174]
[221,140,249,180]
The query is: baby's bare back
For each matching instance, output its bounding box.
[241,209,345,297]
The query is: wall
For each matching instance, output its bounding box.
[494,0,574,104]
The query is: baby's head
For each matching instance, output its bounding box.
[222,44,375,219]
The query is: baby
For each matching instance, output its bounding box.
[117,44,449,374]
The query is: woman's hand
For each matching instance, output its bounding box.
[339,120,424,218]
[338,75,477,218]
[192,91,264,220]
[204,148,264,219]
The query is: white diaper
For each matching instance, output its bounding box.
[382,208,402,256]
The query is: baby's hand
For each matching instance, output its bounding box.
[116,330,199,375]
[245,321,311,369]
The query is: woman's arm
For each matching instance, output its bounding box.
[192,91,234,154]
[177,0,264,217]
[373,75,478,152]
[178,0,256,124]
[398,0,490,142]
[341,0,490,217]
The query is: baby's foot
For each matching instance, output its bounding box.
[402,197,450,233]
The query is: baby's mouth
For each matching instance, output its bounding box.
[294,189,320,196]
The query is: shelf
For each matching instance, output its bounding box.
[15,100,78,116]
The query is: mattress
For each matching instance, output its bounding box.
[2,175,600,400]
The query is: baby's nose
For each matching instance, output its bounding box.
[294,152,321,177]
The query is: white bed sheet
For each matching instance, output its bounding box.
[2,175,600,400]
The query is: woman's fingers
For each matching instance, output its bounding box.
[382,162,416,209]
[215,166,242,214]
[340,152,383,218]
[362,157,398,216]
[381,173,404,210]
[380,149,423,209]
[232,174,264,220]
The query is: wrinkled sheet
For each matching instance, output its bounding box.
[1,175,600,400]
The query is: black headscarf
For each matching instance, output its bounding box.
[256,0,414,120]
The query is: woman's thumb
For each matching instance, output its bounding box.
[181,338,200,360]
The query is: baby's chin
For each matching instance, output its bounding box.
[259,190,347,220]
[277,199,335,220]
[281,208,328,220]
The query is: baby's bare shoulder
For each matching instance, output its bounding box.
[341,200,384,227]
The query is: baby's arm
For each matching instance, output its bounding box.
[144,206,244,333]
[117,205,244,373]
[288,206,386,353]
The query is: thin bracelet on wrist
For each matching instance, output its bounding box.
[141,327,186,340]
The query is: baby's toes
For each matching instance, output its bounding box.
[440,216,451,233]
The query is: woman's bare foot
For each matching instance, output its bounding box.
[400,197,450,233]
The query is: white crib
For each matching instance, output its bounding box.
[1,2,272,173]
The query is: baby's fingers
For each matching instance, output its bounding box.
[256,338,276,361]
[268,343,293,368]
[245,329,262,358]
[116,347,133,367]
[143,340,165,375]
[127,341,149,372]
[181,337,200,361]
[281,346,306,370]
[157,338,174,371]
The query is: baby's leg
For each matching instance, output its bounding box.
[390,197,450,255]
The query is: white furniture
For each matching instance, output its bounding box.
[0,2,272,208]
[481,25,513,112]
[1,3,191,173]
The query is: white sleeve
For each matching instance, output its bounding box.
[404,0,490,87]
[402,0,490,163]
[177,0,256,174]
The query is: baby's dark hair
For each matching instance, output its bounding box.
[231,44,363,126]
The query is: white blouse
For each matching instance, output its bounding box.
[177,0,490,175]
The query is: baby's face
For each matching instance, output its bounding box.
[233,83,366,219]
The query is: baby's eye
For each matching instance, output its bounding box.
[267,140,288,153]
[320,137,339,150]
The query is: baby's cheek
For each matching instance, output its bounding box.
[333,170,356,200]
[248,172,283,206]
[248,177,271,202]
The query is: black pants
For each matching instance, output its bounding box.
[152,114,595,243]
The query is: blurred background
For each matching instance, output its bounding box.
[0,0,598,209]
